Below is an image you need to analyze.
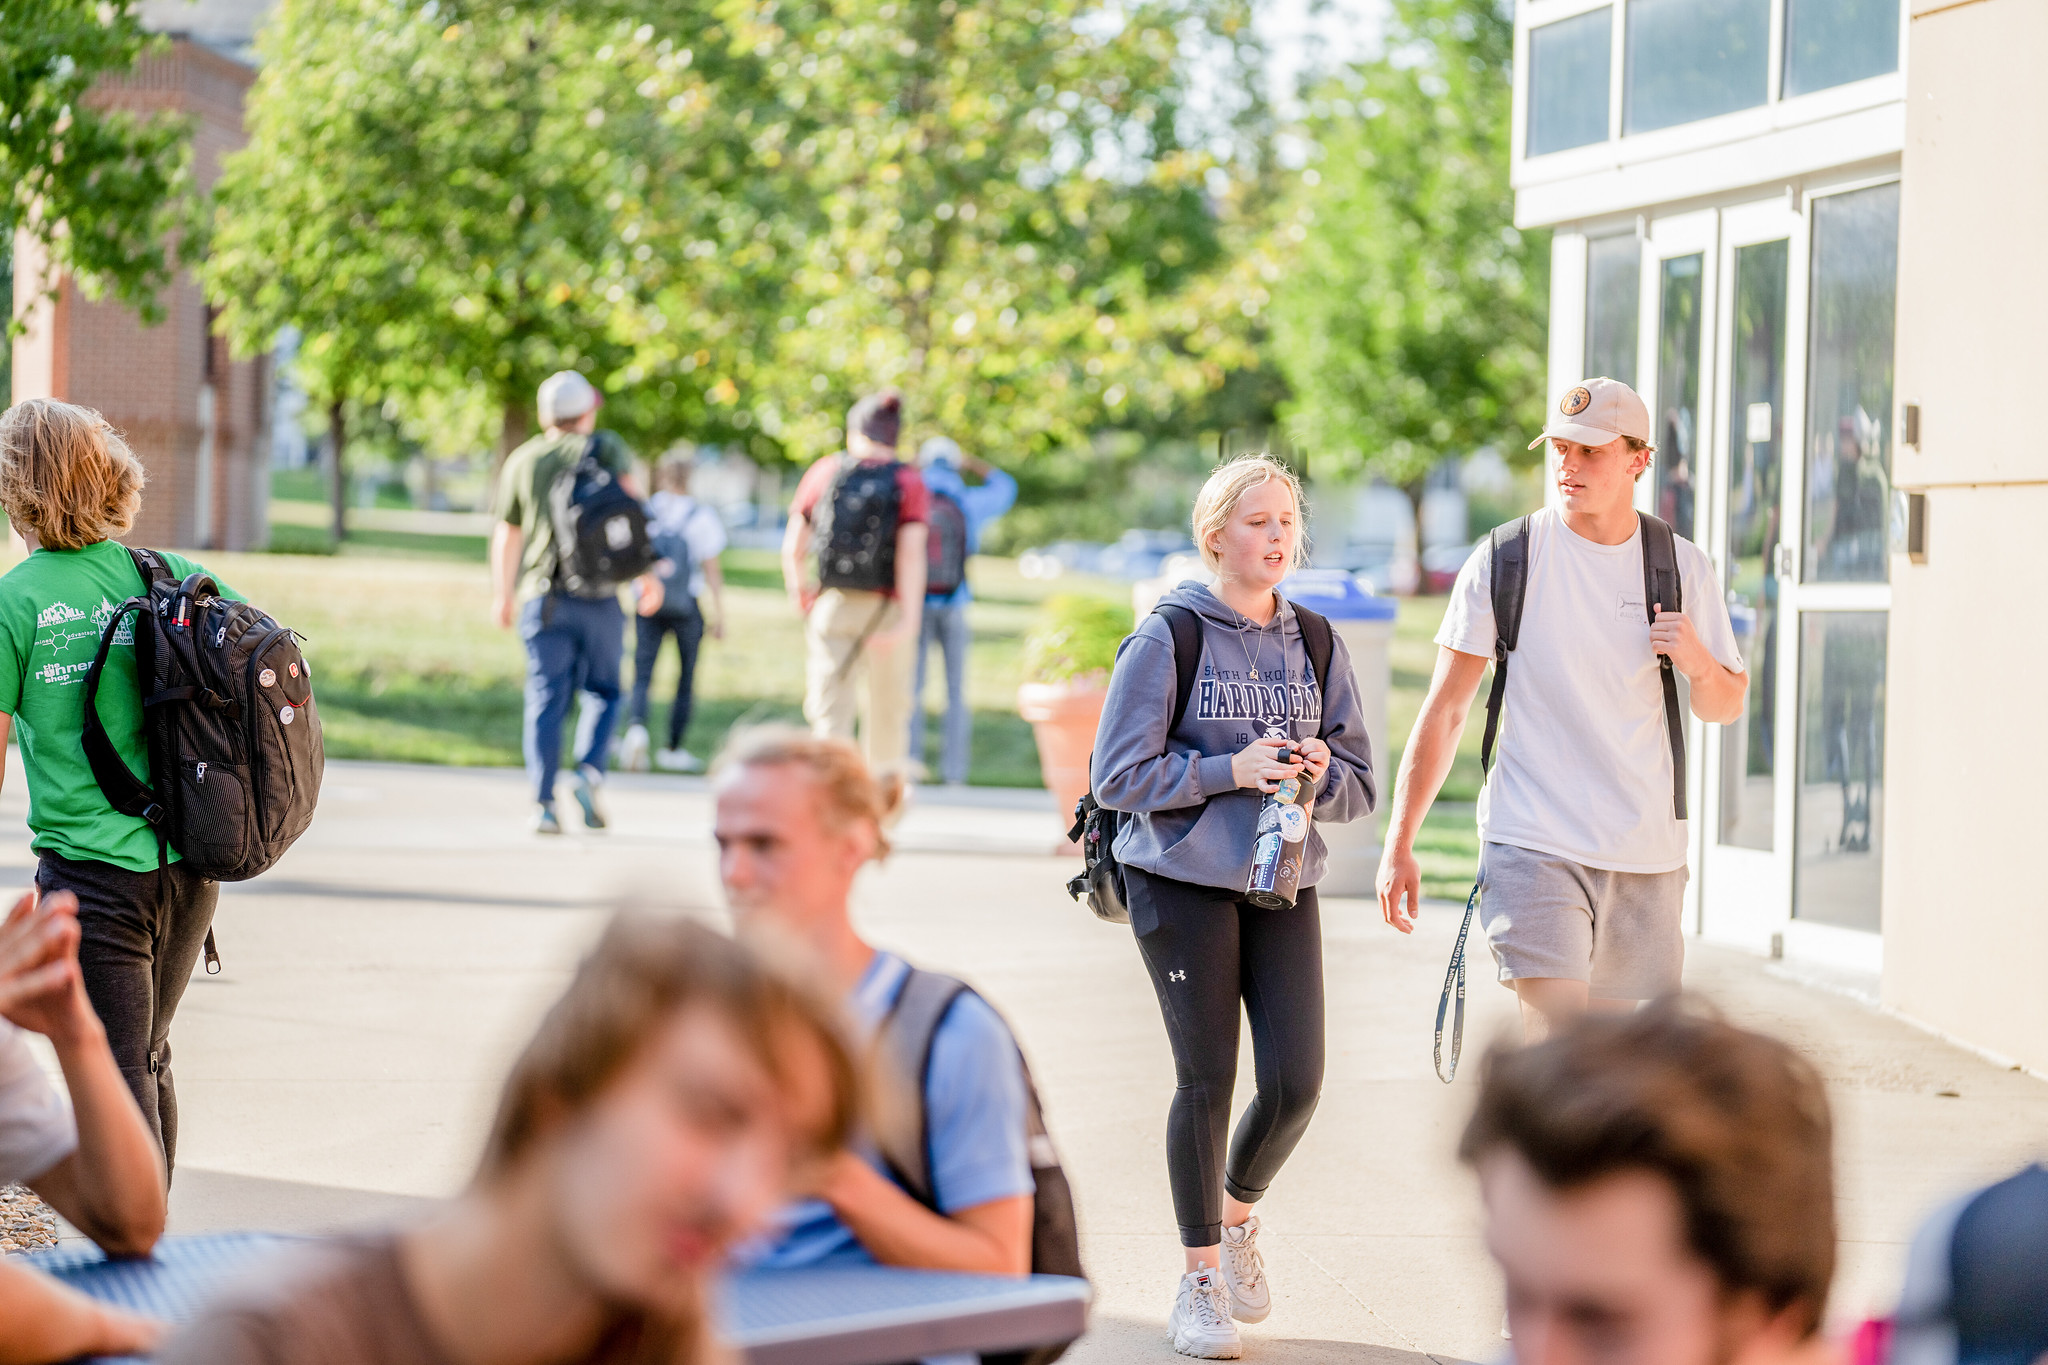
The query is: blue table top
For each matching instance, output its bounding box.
[21,1233,1090,1365]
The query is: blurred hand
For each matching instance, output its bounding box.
[0,891,98,1047]
[492,595,515,629]
[708,613,726,641]
[635,575,665,618]
[85,1305,166,1358]
[1231,736,1304,793]
[1377,845,1422,934]
[793,585,819,616]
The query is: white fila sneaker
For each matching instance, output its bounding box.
[1169,1266,1242,1359]
[1221,1215,1272,1323]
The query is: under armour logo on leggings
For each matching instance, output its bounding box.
[1169,970,1187,982]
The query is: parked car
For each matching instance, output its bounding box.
[1421,541,1478,594]
[1318,540,1420,596]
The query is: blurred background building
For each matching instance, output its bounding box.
[8,0,279,550]
[1513,0,2045,1072]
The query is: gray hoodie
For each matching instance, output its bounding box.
[1091,581,1376,891]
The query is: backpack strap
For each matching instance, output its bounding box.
[875,967,973,1210]
[1638,512,1688,821]
[1156,603,1202,736]
[80,599,165,829]
[1291,603,1336,740]
[1479,515,1532,777]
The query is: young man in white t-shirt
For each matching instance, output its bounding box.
[1376,378,1748,1039]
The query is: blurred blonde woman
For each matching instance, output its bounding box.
[1090,454,1376,1358]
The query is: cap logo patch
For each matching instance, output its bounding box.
[1562,386,1593,416]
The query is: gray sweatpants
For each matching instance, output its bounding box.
[1476,841,1687,1000]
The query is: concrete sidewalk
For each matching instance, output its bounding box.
[9,761,2043,1362]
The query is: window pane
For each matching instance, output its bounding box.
[1784,0,1899,98]
[1652,253,1703,538]
[1718,239,1788,852]
[1625,0,1769,135]
[1584,234,1641,386]
[1795,611,1885,931]
[1528,7,1613,156]
[1804,184,1900,584]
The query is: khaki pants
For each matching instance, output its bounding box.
[804,588,915,781]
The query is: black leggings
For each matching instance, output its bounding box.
[37,852,218,1177]
[1126,865,1325,1247]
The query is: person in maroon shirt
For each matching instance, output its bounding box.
[781,391,930,807]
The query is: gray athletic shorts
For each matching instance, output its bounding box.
[1476,842,1687,1000]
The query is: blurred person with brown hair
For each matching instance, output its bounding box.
[158,914,858,1365]
[619,452,728,774]
[712,726,1039,1302]
[1460,996,1837,1365]
[0,398,241,1174]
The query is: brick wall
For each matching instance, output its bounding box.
[9,39,270,552]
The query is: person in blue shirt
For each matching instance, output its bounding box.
[711,726,1034,1307]
[909,437,1017,787]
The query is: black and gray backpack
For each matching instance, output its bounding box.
[876,967,1086,1365]
[812,455,903,592]
[549,435,657,598]
[82,548,325,898]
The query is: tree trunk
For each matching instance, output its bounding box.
[496,397,533,481]
[326,398,348,545]
[1404,478,1427,596]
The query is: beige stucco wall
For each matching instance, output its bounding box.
[1884,0,2048,1071]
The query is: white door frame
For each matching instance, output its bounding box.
[1693,196,1806,957]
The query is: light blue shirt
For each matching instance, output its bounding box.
[740,950,1034,1270]
[920,460,1018,608]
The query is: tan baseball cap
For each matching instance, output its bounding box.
[1527,377,1655,451]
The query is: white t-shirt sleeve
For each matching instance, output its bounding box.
[0,1022,77,1186]
[1435,540,1497,659]
[1678,542,1745,675]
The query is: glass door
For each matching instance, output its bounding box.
[1788,182,1899,941]
[1696,199,1804,945]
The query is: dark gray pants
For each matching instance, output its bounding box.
[36,852,218,1176]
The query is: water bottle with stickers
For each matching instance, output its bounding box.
[1246,751,1314,910]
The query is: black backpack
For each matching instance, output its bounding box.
[82,548,324,901]
[926,488,970,597]
[1067,601,1336,923]
[876,967,1085,1365]
[1479,511,1688,817]
[548,435,657,598]
[812,456,903,592]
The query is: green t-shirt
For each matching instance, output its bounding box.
[0,541,237,872]
[491,428,633,602]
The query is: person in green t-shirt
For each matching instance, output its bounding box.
[0,398,238,1175]
[489,371,663,835]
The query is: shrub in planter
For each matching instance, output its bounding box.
[1017,595,1132,845]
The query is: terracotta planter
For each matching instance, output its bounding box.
[1017,678,1109,850]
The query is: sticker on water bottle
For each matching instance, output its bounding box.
[1278,805,1308,842]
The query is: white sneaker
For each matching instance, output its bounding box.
[619,724,651,772]
[1221,1216,1271,1324]
[1169,1266,1242,1359]
[654,747,702,773]
[569,764,608,830]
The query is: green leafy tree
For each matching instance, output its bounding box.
[1,0,198,327]
[1269,0,1548,525]
[209,0,697,536]
[622,0,1270,470]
